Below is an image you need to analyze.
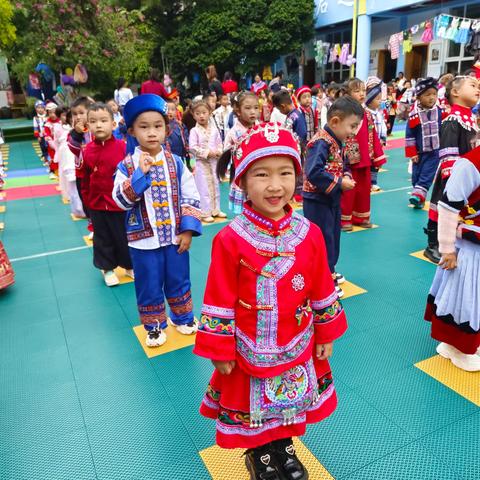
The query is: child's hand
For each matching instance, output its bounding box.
[410,155,419,164]
[139,152,154,174]
[341,177,356,191]
[176,231,193,254]
[74,118,85,134]
[439,252,457,270]
[316,342,333,360]
[212,360,236,375]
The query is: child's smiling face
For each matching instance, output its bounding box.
[242,156,296,221]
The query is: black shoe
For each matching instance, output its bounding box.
[245,445,283,480]
[272,438,309,480]
[424,246,440,264]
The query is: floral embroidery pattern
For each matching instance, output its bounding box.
[313,300,343,324]
[199,315,235,335]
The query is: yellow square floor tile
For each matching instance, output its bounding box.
[133,323,196,358]
[202,217,229,227]
[345,224,378,233]
[83,235,93,247]
[409,250,435,265]
[415,355,480,406]
[71,213,86,222]
[112,267,134,285]
[200,438,334,480]
[341,280,367,299]
[0,205,5,213]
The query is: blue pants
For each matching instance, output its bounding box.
[303,199,340,274]
[412,151,439,201]
[129,245,194,331]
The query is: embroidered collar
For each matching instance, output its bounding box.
[242,202,293,235]
[445,104,478,131]
[323,125,343,148]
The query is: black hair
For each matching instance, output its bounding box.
[327,96,364,122]
[272,90,292,108]
[192,99,211,112]
[462,68,475,76]
[117,77,127,90]
[445,76,469,104]
[71,96,93,110]
[311,86,319,96]
[223,71,233,82]
[55,106,69,118]
[150,68,160,82]
[232,90,257,109]
[216,149,234,182]
[88,102,114,120]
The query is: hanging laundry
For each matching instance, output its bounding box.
[323,44,330,64]
[455,19,472,44]
[329,47,337,63]
[403,31,413,54]
[421,21,434,43]
[465,21,480,55]
[445,16,460,40]
[339,43,350,65]
[389,32,402,60]
[411,24,419,35]
[436,14,451,39]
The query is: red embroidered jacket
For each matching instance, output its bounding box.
[344,111,386,169]
[80,136,126,211]
[193,203,348,378]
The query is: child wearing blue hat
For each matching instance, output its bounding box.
[33,100,49,165]
[113,94,202,347]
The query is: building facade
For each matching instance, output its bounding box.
[304,0,480,84]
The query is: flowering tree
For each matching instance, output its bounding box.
[7,0,153,95]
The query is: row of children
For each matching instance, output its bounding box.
[402,73,480,372]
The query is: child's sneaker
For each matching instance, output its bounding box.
[341,224,353,232]
[334,272,345,285]
[125,269,135,279]
[335,284,344,299]
[215,211,228,218]
[371,184,381,192]
[169,317,198,335]
[436,342,480,371]
[245,445,283,480]
[146,328,167,348]
[103,270,120,287]
[202,216,215,223]
[271,438,308,480]
[49,172,57,180]
[409,195,424,209]
[87,231,94,241]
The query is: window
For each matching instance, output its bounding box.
[316,27,352,83]
[443,5,475,75]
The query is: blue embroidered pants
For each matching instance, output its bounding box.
[129,245,194,331]
[412,150,439,200]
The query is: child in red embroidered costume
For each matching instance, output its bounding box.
[341,78,386,230]
[43,102,60,179]
[194,122,347,480]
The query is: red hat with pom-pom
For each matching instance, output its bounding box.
[233,122,302,186]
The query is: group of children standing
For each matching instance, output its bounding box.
[18,67,480,479]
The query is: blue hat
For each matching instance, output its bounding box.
[123,94,168,129]
[365,83,382,106]
[415,77,438,97]
[34,100,45,108]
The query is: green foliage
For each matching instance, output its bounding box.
[162,0,315,76]
[0,0,16,50]
[7,0,154,96]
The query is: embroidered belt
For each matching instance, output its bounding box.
[239,299,273,311]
